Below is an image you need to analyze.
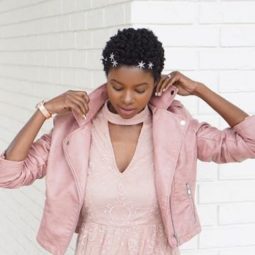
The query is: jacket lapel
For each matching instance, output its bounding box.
[64,83,186,205]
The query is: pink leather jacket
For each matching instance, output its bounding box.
[1,83,255,255]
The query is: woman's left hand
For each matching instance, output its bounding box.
[154,71,201,97]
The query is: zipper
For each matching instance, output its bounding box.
[186,182,197,223]
[169,197,179,246]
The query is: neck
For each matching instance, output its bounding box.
[102,100,150,125]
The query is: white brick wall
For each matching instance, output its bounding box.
[0,0,255,254]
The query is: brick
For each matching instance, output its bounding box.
[197,204,218,226]
[219,92,255,114]
[91,0,108,8]
[57,14,71,32]
[70,12,86,31]
[86,9,104,29]
[70,49,86,68]
[57,51,71,67]
[199,225,255,248]
[62,0,77,14]
[86,49,103,70]
[199,49,255,70]
[91,29,111,49]
[222,2,255,23]
[181,250,218,255]
[76,30,92,49]
[200,2,255,24]
[219,159,255,180]
[131,1,195,24]
[197,160,218,182]
[165,48,199,70]
[219,246,255,255]
[199,181,255,203]
[60,32,76,49]
[221,26,255,47]
[104,4,127,27]
[77,0,91,10]
[219,71,255,92]
[153,25,219,47]
[219,202,255,225]
[74,69,92,89]
[199,2,222,24]
[92,70,107,87]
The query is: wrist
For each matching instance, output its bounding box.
[192,82,207,97]
[35,100,52,119]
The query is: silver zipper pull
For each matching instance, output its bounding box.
[186,183,192,196]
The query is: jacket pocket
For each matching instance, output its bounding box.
[185,182,197,223]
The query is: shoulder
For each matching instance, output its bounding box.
[167,99,193,121]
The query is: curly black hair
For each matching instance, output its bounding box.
[101,28,165,82]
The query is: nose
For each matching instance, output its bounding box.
[122,90,134,104]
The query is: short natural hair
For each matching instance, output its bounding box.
[101,27,165,82]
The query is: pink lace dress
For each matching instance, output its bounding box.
[75,101,180,255]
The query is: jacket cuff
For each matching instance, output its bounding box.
[0,150,25,174]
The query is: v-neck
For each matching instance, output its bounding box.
[106,122,145,176]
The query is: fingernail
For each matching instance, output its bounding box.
[82,114,86,119]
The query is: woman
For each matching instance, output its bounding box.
[0,28,255,255]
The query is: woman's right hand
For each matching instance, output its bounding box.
[44,90,90,118]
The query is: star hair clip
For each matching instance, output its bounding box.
[101,52,154,70]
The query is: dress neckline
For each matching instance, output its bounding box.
[102,100,150,126]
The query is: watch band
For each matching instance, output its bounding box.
[36,100,52,119]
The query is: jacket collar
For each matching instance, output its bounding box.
[72,82,178,127]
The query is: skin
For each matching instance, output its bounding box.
[4,65,248,166]
[106,65,157,119]
[106,65,157,172]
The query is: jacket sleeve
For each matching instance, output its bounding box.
[0,129,52,189]
[193,115,255,163]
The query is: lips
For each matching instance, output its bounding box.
[118,106,136,116]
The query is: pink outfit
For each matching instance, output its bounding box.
[75,101,180,254]
[0,83,255,255]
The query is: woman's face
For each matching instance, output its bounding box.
[106,65,156,119]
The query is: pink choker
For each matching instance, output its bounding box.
[102,100,150,125]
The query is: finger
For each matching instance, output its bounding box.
[167,72,180,88]
[72,94,89,114]
[72,96,88,116]
[158,74,172,95]
[155,75,168,96]
[66,95,86,117]
[73,90,90,103]
[67,100,85,117]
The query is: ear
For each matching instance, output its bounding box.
[153,78,160,90]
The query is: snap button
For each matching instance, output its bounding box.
[180,120,186,126]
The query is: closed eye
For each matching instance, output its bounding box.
[136,90,146,94]
[113,86,122,91]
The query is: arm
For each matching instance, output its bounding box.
[0,89,90,188]
[4,108,48,161]
[156,71,255,163]
[193,83,249,127]
[0,108,53,188]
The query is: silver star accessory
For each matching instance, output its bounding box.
[109,52,115,61]
[148,62,154,69]
[137,61,145,69]
[112,60,118,67]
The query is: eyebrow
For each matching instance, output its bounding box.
[110,79,149,87]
